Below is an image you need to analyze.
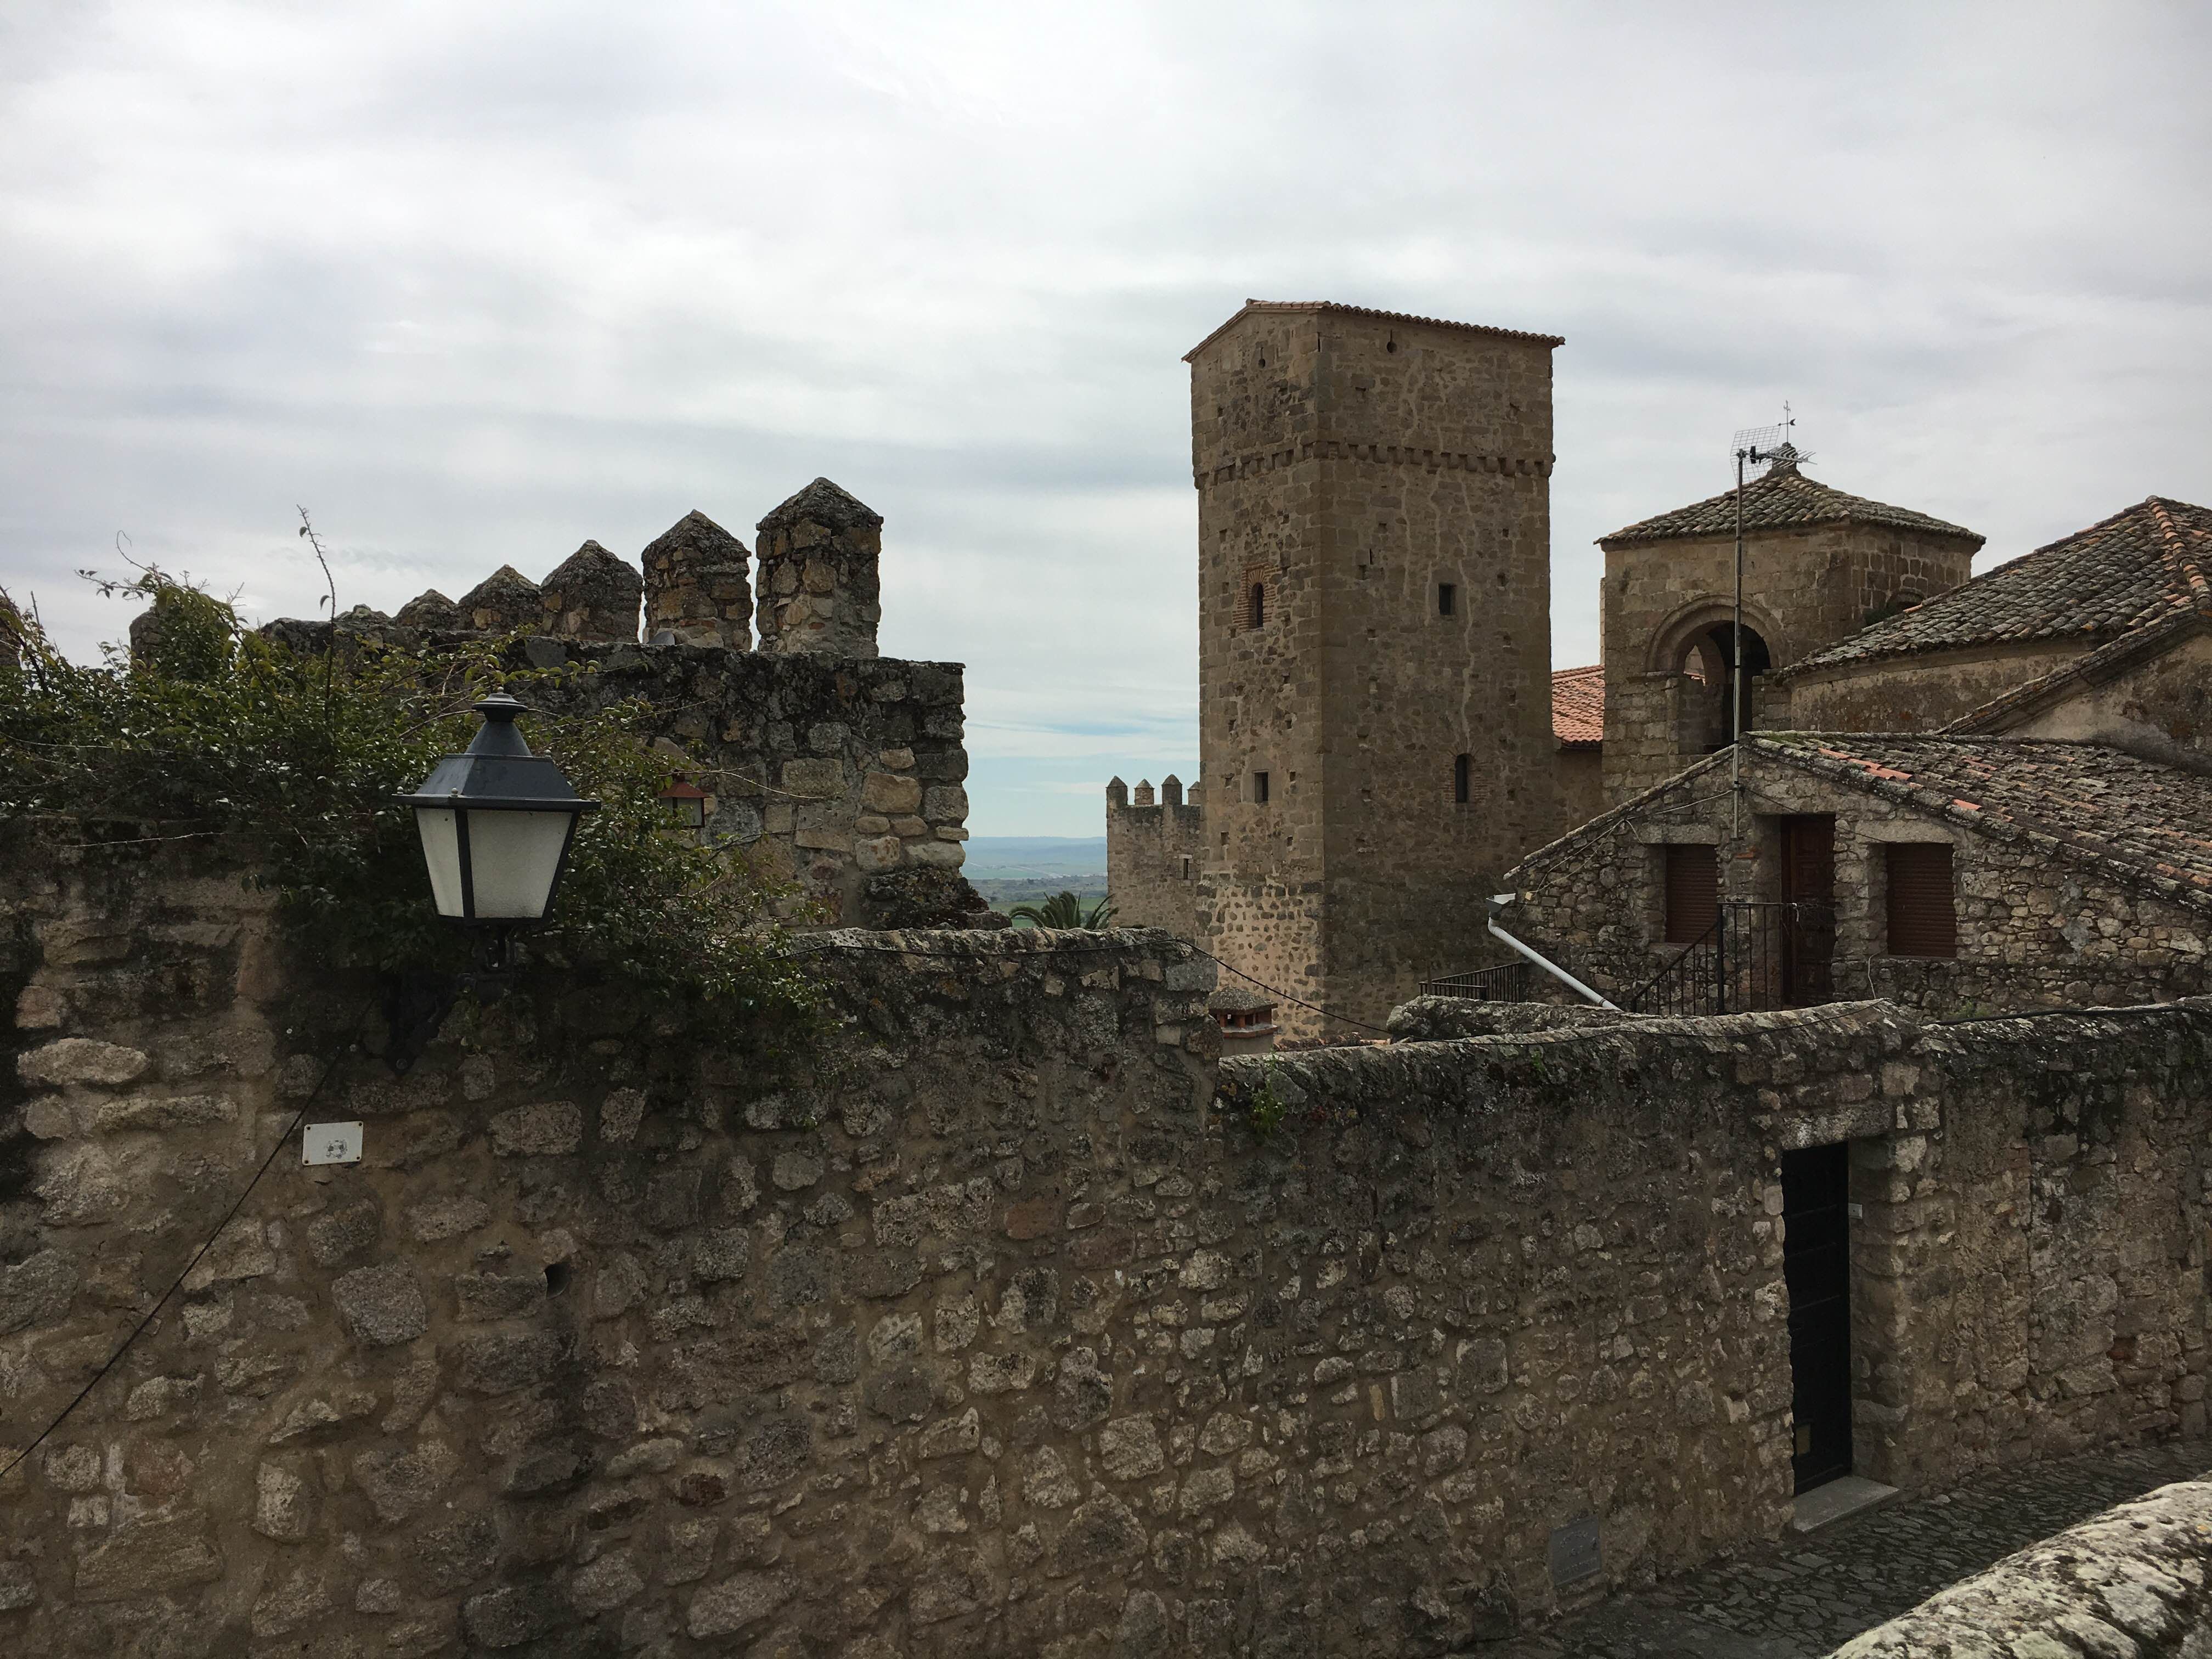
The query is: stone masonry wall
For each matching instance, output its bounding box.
[7,832,2212,1655]
[1773,640,2083,737]
[515,637,969,927]
[1105,781,1207,940]
[1831,1481,2212,1657]
[1505,751,2211,1018]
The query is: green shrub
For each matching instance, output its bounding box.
[0,570,821,1036]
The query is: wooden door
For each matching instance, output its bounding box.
[1779,815,1836,1006]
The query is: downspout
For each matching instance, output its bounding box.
[1487,894,1620,1011]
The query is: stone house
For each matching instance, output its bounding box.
[1768,494,2212,743]
[1550,663,1605,834]
[1503,733,2212,1017]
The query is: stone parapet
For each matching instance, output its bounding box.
[754,477,883,658]
[1830,1481,2212,1657]
[640,510,752,649]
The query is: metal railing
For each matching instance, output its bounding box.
[1417,961,1533,1002]
[1628,901,1836,1017]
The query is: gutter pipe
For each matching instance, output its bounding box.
[1486,893,1620,1011]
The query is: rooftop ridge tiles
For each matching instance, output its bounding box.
[1596,460,1983,550]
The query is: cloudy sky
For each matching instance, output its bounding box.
[5,2,2209,836]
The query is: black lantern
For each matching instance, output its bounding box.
[399,694,598,944]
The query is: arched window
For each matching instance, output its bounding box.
[1249,582,1266,629]
[1453,753,1471,805]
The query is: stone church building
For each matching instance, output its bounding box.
[1109,298,2211,1035]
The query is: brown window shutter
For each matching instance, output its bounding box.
[1663,845,1719,943]
[1886,843,1956,958]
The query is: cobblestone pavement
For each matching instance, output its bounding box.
[1494,1439,2212,1658]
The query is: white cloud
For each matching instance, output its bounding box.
[4,0,2209,834]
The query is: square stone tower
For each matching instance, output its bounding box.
[1187,301,1562,1034]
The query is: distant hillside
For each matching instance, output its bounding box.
[962,837,1107,881]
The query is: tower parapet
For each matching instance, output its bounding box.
[755,478,883,658]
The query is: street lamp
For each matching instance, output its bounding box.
[658,771,709,838]
[399,693,598,966]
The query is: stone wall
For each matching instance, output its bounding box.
[1831,1481,2212,1657]
[1505,749,2211,1018]
[515,637,969,926]
[1105,778,1206,939]
[1771,639,2083,736]
[1966,625,2212,769]
[1552,746,1604,842]
[7,831,2212,1655]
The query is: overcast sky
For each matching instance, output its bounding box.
[6,2,2209,836]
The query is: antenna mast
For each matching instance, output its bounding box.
[1725,417,1792,848]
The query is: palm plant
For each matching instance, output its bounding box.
[1007,890,1116,929]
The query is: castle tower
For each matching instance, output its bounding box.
[755,478,883,658]
[1187,300,1562,1035]
[1595,445,1982,805]
[642,510,752,648]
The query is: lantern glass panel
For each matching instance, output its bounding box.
[414,808,466,918]
[464,809,578,919]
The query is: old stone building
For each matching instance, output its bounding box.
[262,479,974,927]
[1109,298,1564,1036]
[1105,774,1206,941]
[1550,663,1605,834]
[1768,494,2212,742]
[1593,445,1984,806]
[1503,733,2212,1017]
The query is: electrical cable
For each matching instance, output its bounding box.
[0,1006,369,1487]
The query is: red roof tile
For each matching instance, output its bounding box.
[1553,664,1604,747]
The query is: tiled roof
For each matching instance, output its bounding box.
[1781,496,2212,679]
[1183,300,1564,362]
[1598,453,1983,549]
[1755,734,2212,912]
[1553,663,1604,747]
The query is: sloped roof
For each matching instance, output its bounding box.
[1599,450,1982,550]
[758,477,882,535]
[1509,731,2212,916]
[1184,300,1564,362]
[1755,733,2212,910]
[1781,496,2212,679]
[1553,664,1604,748]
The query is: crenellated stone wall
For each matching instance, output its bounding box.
[1105,775,1206,939]
[5,831,2211,1655]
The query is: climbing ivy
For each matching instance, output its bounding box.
[0,570,824,1039]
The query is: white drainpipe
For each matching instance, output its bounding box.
[1487,893,1620,1011]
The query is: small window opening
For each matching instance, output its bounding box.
[1253,771,1270,805]
[1438,583,1457,617]
[1248,583,1266,629]
[1453,754,1471,804]
[1179,855,1192,880]
[1386,337,1397,353]
[544,1261,573,1297]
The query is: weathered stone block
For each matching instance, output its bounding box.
[490,1100,582,1156]
[75,1513,222,1601]
[687,1568,796,1638]
[18,1037,148,1087]
[332,1264,428,1347]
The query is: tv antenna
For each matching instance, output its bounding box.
[1720,407,1799,842]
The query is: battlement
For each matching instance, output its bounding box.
[1105,772,1204,812]
[255,481,975,928]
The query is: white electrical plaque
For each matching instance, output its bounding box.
[304,1122,364,1166]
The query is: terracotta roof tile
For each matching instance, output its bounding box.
[1552,663,1604,747]
[1599,451,1982,550]
[1781,495,2212,678]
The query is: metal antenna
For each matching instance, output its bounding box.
[1721,421,1792,854]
